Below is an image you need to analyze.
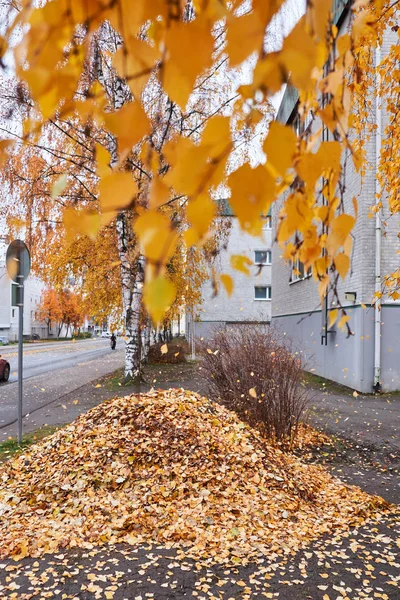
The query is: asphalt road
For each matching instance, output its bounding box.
[0,339,124,441]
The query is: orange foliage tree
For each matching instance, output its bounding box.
[37,289,63,338]
[38,288,84,337]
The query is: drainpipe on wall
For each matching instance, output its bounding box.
[374,45,382,393]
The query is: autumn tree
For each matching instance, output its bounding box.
[38,288,62,338]
[58,290,85,337]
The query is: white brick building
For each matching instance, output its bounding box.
[271,4,400,392]
[187,208,272,340]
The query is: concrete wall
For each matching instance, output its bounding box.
[271,15,400,392]
[192,217,272,340]
[273,305,400,393]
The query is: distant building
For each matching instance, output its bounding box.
[187,203,272,341]
[0,263,48,341]
[271,2,400,392]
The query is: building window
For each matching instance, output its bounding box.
[262,216,272,229]
[254,286,271,300]
[291,259,312,283]
[254,250,271,265]
[12,309,15,318]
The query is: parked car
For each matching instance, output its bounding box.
[101,331,111,338]
[0,357,10,381]
[0,336,9,346]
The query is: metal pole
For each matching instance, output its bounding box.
[374,45,382,392]
[190,311,196,361]
[17,274,24,444]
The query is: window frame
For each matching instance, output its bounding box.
[254,250,272,265]
[291,258,312,283]
[262,215,272,230]
[254,285,272,300]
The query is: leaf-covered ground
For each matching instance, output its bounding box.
[0,389,393,565]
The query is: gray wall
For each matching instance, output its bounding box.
[198,218,272,324]
[273,305,400,393]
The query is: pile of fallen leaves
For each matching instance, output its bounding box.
[0,389,390,562]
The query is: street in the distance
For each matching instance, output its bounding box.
[0,338,123,441]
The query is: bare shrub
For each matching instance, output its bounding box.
[200,326,309,447]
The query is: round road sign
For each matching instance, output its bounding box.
[6,240,31,282]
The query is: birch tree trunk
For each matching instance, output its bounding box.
[143,318,151,363]
[115,211,145,381]
[93,29,145,381]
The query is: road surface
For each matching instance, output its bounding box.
[0,339,124,441]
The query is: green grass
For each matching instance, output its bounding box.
[302,371,355,395]
[103,362,198,392]
[0,425,59,463]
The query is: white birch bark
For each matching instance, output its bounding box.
[143,318,151,362]
[94,27,145,380]
[115,212,146,380]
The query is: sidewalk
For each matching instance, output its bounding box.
[0,364,398,599]
[305,382,400,504]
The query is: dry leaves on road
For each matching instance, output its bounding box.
[0,389,392,563]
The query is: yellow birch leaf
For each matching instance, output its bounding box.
[280,18,319,92]
[201,115,232,157]
[160,343,168,355]
[186,194,216,239]
[220,274,234,297]
[296,152,323,189]
[163,16,214,108]
[326,214,355,256]
[226,11,265,66]
[96,144,111,178]
[164,116,231,196]
[264,122,297,177]
[338,314,350,331]
[184,228,201,247]
[317,141,342,174]
[313,255,329,278]
[361,303,367,309]
[104,101,150,152]
[253,51,287,95]
[144,276,176,324]
[228,164,276,235]
[99,172,138,211]
[63,208,101,240]
[306,0,332,40]
[329,309,339,327]
[149,177,170,209]
[318,274,329,300]
[249,387,257,398]
[193,0,227,20]
[319,103,337,134]
[117,0,168,34]
[343,234,353,257]
[113,36,160,80]
[134,211,177,264]
[230,254,253,276]
[334,253,350,279]
[164,139,207,196]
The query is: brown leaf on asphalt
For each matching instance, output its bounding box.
[0,389,392,563]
